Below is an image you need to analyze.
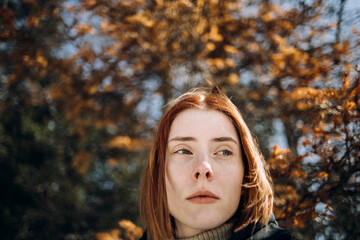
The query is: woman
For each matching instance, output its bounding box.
[139,88,290,240]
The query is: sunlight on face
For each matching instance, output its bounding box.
[165,109,244,238]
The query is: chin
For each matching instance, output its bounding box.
[192,208,234,227]
[188,218,225,230]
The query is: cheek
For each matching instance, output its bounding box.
[222,162,244,195]
[165,158,191,189]
[165,168,175,196]
[221,164,244,216]
[165,161,185,198]
[165,161,187,215]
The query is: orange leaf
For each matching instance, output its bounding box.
[302,139,312,146]
[290,170,307,178]
[205,42,216,52]
[224,45,238,54]
[108,136,149,151]
[316,171,328,179]
[195,18,207,34]
[95,233,114,240]
[126,11,154,27]
[72,151,91,174]
[119,219,143,238]
[227,73,239,85]
[294,217,305,228]
[273,145,291,156]
[208,25,223,42]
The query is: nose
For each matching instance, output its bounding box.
[193,156,213,181]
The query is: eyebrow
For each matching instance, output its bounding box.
[168,136,238,144]
[168,136,196,142]
[212,137,238,144]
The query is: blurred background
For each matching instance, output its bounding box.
[0,0,359,239]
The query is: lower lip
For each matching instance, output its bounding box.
[187,196,218,204]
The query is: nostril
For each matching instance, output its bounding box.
[193,168,213,180]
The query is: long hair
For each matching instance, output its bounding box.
[139,88,273,239]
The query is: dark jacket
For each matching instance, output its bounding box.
[229,215,291,240]
[140,215,290,240]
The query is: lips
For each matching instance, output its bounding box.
[186,190,219,204]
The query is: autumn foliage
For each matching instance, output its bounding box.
[95,220,143,240]
[0,0,359,239]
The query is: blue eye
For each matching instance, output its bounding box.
[217,150,233,156]
[175,149,192,155]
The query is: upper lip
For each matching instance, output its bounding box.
[186,190,219,200]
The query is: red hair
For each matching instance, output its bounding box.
[140,88,273,239]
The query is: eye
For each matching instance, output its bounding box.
[175,149,193,155]
[216,150,233,156]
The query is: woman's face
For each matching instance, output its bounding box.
[165,109,244,238]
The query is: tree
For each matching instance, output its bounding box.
[0,0,101,239]
[1,0,359,239]
[0,0,143,239]
[268,72,360,239]
[69,0,360,239]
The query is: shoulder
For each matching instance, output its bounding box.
[229,215,291,240]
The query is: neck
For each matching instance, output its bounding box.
[176,223,233,240]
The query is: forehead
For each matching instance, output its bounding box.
[168,109,238,139]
